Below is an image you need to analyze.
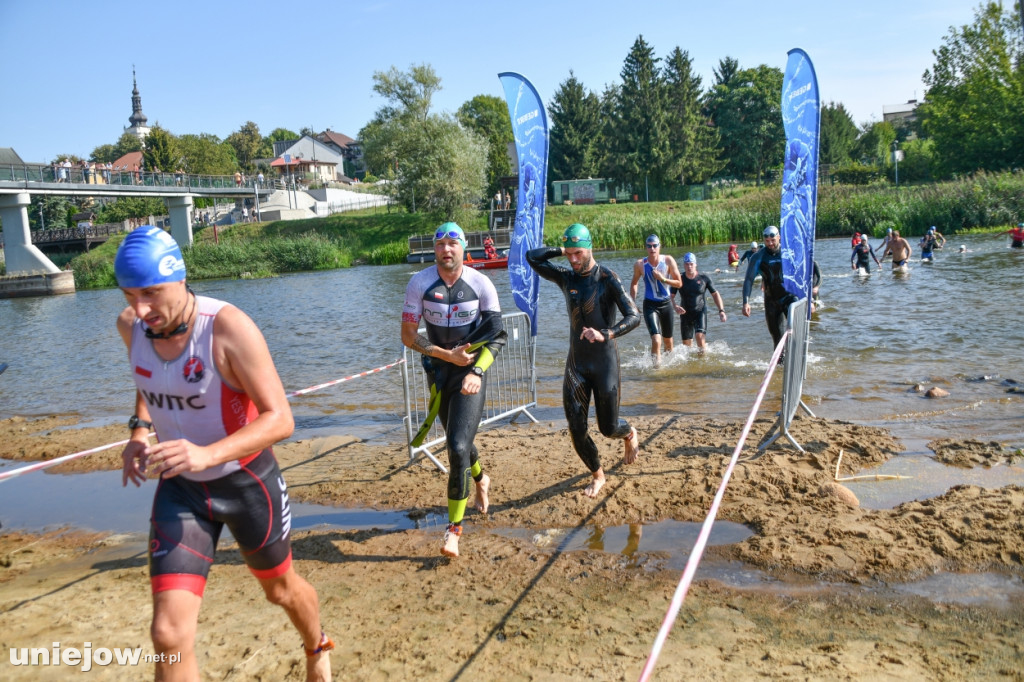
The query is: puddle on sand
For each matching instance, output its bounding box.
[4,463,1023,609]
[490,520,753,571]
[0,461,417,535]
[839,435,1024,510]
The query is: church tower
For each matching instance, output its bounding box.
[125,67,151,142]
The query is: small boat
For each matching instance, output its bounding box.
[464,257,509,270]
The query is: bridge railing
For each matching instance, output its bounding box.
[0,164,276,192]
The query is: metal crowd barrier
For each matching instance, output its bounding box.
[401,311,538,472]
[760,297,816,452]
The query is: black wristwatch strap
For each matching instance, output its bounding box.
[471,366,484,376]
[128,415,153,430]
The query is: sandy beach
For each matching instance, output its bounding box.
[2,413,1023,680]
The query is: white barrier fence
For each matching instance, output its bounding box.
[401,312,538,472]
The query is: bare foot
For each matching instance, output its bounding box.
[441,523,461,558]
[623,427,640,464]
[582,473,605,498]
[474,474,490,514]
[305,633,333,682]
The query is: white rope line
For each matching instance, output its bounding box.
[285,358,405,398]
[0,358,407,484]
[637,332,789,682]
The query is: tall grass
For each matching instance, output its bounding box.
[67,170,1024,288]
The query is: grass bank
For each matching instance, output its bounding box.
[67,171,1023,289]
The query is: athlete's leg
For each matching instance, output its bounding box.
[679,313,696,347]
[694,310,709,350]
[643,299,664,362]
[257,568,331,682]
[563,363,598,470]
[590,350,637,465]
[438,376,488,556]
[660,302,675,353]
[148,478,219,681]
[151,590,202,681]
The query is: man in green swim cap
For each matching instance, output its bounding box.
[526,224,641,498]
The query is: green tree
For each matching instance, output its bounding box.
[606,35,670,190]
[706,62,785,183]
[819,102,859,166]
[90,131,144,163]
[662,47,723,185]
[28,195,74,230]
[226,121,262,171]
[177,133,236,175]
[371,64,442,123]
[547,71,604,182]
[457,94,513,196]
[142,125,178,172]
[852,120,897,167]
[360,65,486,219]
[96,197,167,224]
[920,2,1024,176]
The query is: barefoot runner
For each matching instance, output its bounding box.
[527,223,641,497]
[114,226,333,681]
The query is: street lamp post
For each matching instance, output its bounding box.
[892,141,900,187]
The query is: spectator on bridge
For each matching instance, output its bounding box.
[104,162,112,184]
[234,171,242,187]
[81,159,91,184]
[61,159,71,182]
[51,161,60,182]
[257,171,264,186]
[175,168,184,186]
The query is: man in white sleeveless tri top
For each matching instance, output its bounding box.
[629,234,682,367]
[114,226,333,682]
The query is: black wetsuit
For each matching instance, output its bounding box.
[739,247,759,264]
[672,273,717,340]
[403,267,506,518]
[527,247,640,472]
[743,246,796,352]
[851,242,878,271]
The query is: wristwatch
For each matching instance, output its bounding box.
[128,415,153,430]
[471,366,484,377]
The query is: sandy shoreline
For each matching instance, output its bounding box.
[2,414,1023,680]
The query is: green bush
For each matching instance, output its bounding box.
[832,163,881,185]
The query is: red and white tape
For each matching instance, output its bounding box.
[0,358,406,484]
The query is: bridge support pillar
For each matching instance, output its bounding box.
[0,192,61,275]
[166,195,194,249]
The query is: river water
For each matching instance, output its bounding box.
[2,233,1023,524]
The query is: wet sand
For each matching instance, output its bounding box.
[2,414,1024,680]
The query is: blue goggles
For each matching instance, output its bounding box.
[434,228,466,244]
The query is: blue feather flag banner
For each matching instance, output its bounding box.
[780,48,820,314]
[499,72,548,336]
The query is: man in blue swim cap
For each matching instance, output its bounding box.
[113,226,335,679]
[527,223,642,498]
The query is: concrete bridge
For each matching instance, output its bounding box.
[0,166,275,295]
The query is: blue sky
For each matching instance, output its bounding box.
[0,0,977,164]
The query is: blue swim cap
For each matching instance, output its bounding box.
[683,252,696,264]
[114,226,186,288]
[433,222,466,248]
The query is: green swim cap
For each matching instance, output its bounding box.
[562,223,592,249]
